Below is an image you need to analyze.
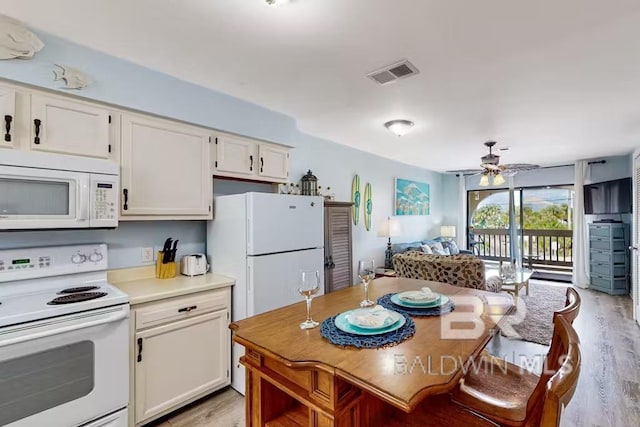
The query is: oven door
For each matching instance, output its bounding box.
[0,165,90,229]
[0,305,129,427]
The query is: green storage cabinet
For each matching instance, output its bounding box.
[588,223,630,295]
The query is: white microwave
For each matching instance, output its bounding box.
[0,150,119,229]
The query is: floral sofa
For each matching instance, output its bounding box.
[392,251,502,292]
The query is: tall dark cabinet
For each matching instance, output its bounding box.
[324,201,354,293]
[589,222,630,295]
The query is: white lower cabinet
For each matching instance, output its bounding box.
[132,289,231,426]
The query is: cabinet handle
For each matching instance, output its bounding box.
[249,155,253,171]
[4,115,12,142]
[178,305,198,313]
[328,255,336,269]
[260,157,264,173]
[33,119,41,144]
[137,337,143,363]
[123,188,129,211]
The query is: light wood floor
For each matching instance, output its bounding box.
[148,282,640,427]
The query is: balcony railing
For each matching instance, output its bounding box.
[469,228,573,271]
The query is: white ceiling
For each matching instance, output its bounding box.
[3,0,640,171]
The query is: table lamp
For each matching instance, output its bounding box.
[378,216,402,269]
[440,225,456,241]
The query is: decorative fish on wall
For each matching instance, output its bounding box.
[53,64,90,90]
[0,14,44,60]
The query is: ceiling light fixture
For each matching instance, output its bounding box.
[477,170,506,187]
[478,172,490,187]
[493,172,506,186]
[265,0,289,5]
[384,119,414,137]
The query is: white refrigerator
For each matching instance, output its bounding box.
[207,192,325,393]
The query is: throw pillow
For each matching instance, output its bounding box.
[420,244,434,254]
[442,240,460,255]
[432,247,450,256]
[430,242,445,253]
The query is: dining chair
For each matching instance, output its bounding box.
[452,314,581,427]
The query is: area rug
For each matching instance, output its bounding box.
[500,280,568,345]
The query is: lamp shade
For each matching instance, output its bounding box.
[377,217,402,238]
[493,173,505,186]
[479,173,490,187]
[440,225,456,238]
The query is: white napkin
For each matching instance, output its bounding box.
[350,305,393,328]
[401,287,437,302]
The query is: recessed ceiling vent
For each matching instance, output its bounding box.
[367,60,420,85]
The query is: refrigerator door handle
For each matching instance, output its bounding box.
[247,264,252,292]
[247,217,252,253]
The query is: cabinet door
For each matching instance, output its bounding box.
[0,85,16,149]
[135,310,230,424]
[325,205,353,292]
[258,143,289,181]
[30,94,110,158]
[214,135,255,176]
[121,114,211,216]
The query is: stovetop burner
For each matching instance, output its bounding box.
[48,292,108,305]
[58,286,101,294]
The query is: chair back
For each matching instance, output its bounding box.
[554,287,581,325]
[526,315,581,426]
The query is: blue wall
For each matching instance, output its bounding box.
[0,30,447,271]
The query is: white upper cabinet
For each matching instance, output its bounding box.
[0,85,16,149]
[258,143,289,181]
[214,134,254,176]
[121,114,212,218]
[213,133,290,183]
[30,94,111,158]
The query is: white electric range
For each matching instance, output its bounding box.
[0,244,130,427]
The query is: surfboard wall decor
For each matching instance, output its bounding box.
[364,182,372,231]
[351,174,360,225]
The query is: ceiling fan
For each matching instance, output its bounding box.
[446,141,539,186]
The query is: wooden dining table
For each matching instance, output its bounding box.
[230,277,515,427]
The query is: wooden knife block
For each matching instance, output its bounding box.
[156,251,177,279]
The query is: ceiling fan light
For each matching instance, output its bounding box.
[479,174,490,187]
[493,173,505,186]
[384,120,414,136]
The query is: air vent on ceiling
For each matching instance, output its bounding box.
[367,59,420,85]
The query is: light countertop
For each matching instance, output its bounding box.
[109,265,234,305]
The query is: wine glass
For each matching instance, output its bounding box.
[299,270,320,329]
[358,259,376,307]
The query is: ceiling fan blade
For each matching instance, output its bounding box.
[501,163,540,171]
[445,169,484,175]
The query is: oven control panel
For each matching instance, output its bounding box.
[0,244,108,282]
